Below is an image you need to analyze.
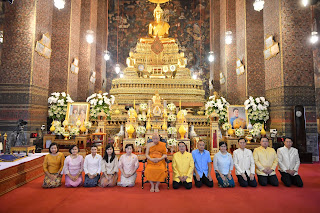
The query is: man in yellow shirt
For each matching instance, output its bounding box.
[253,137,279,186]
[172,142,194,189]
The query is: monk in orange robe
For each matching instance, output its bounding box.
[145,133,168,192]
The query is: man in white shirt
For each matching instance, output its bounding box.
[233,138,257,187]
[83,145,102,187]
[277,137,303,187]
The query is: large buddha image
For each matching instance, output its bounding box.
[148,4,170,38]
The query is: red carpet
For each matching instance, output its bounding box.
[0,163,319,213]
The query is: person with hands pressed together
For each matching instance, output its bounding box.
[233,138,257,187]
[64,145,84,187]
[144,133,168,192]
[253,137,279,186]
[213,142,235,188]
[277,137,303,187]
[192,140,213,188]
[83,145,102,187]
[118,144,139,187]
[42,143,65,188]
[99,144,118,187]
[172,142,194,189]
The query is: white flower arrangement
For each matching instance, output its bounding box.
[84,121,92,129]
[48,92,74,121]
[205,95,230,125]
[68,126,80,136]
[135,138,145,146]
[244,96,269,125]
[235,128,245,137]
[253,123,263,131]
[168,114,176,122]
[249,128,261,137]
[138,114,147,121]
[86,93,114,119]
[136,126,146,134]
[168,127,177,134]
[167,138,177,146]
[139,103,148,111]
[167,103,176,112]
[52,121,79,136]
[222,123,231,131]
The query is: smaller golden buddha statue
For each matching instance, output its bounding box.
[152,91,161,105]
[126,51,135,68]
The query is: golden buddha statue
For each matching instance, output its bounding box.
[152,91,161,105]
[148,4,170,38]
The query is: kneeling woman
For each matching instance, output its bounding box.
[99,144,119,187]
[42,143,65,188]
[213,142,235,188]
[83,145,102,187]
[64,145,84,187]
[118,144,139,187]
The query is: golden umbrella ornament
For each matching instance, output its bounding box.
[148,0,170,4]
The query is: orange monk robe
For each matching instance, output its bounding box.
[145,142,168,182]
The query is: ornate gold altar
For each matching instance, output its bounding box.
[109,2,205,107]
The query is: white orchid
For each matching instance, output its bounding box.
[86,92,114,119]
[244,96,269,125]
[205,96,230,125]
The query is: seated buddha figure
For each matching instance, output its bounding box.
[148,4,170,38]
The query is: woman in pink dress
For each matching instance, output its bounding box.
[118,144,140,187]
[99,144,119,187]
[64,145,84,187]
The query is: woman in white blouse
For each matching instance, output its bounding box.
[277,137,303,187]
[99,144,119,187]
[233,138,257,187]
[213,142,235,188]
[83,145,102,187]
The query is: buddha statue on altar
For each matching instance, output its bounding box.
[148,4,170,39]
[110,0,205,107]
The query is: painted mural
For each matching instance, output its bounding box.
[106,0,211,97]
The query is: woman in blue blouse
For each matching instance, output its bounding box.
[213,142,235,187]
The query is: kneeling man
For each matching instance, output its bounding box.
[172,142,194,189]
[253,137,279,186]
[233,138,257,187]
[192,140,213,188]
[277,137,303,187]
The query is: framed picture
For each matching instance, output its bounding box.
[270,43,279,56]
[227,105,249,129]
[66,102,90,126]
[43,46,52,58]
[73,57,79,66]
[264,48,271,60]
[35,41,45,54]
[265,35,274,49]
[236,59,242,68]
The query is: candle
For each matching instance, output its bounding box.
[179,99,181,110]
[134,98,135,109]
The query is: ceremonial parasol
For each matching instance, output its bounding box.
[148,0,170,4]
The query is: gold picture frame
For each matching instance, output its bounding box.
[264,48,272,60]
[227,105,249,129]
[70,57,79,74]
[265,35,274,49]
[66,102,90,126]
[35,33,52,59]
[270,43,279,56]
